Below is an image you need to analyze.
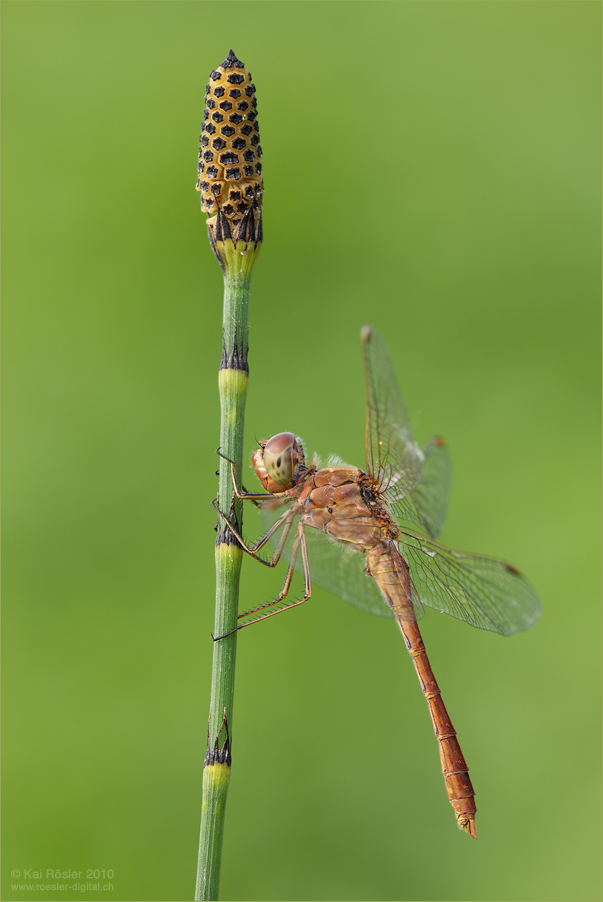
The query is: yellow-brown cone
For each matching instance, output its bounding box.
[197,50,263,263]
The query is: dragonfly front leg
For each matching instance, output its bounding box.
[214,522,312,639]
[216,448,276,502]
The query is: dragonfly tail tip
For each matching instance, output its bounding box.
[458,815,477,839]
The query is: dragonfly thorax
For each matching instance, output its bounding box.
[253,432,307,493]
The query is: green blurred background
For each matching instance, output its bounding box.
[3,2,601,900]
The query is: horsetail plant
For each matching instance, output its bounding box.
[195,49,263,902]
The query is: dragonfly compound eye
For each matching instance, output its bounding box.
[263,433,301,486]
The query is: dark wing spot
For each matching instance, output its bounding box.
[504,562,521,576]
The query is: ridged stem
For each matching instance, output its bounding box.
[195,246,257,901]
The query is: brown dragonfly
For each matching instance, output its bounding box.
[216,325,541,838]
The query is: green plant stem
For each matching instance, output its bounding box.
[195,248,255,902]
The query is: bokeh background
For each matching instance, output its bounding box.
[3,3,601,901]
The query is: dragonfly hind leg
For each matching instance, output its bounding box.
[213,522,312,639]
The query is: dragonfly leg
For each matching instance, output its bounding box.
[215,448,275,501]
[212,498,297,567]
[255,520,309,609]
[214,523,311,639]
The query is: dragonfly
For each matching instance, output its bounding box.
[215,325,541,838]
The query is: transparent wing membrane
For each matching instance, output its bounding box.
[301,528,395,618]
[361,326,423,499]
[398,530,542,635]
[384,435,452,539]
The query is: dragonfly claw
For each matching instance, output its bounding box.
[215,447,235,466]
[211,496,237,518]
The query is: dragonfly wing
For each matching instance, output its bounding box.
[361,325,423,497]
[259,503,394,618]
[384,435,452,539]
[414,436,452,539]
[304,528,396,618]
[399,529,542,635]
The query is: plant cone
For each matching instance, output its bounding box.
[197,49,263,271]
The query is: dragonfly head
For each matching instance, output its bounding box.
[253,432,306,493]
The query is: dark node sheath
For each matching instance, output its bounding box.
[205,710,232,766]
[215,488,243,549]
[219,322,249,374]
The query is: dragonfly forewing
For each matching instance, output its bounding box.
[361,326,423,498]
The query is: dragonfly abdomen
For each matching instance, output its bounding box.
[368,544,478,838]
[399,615,477,838]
